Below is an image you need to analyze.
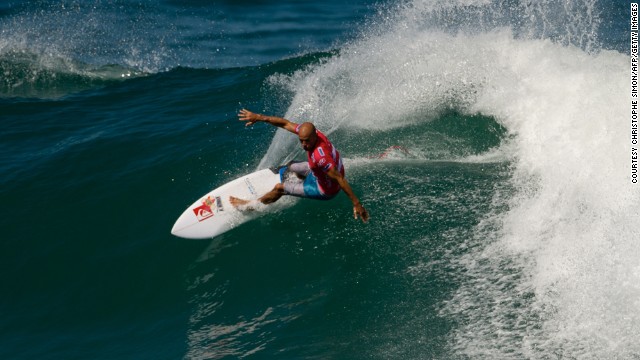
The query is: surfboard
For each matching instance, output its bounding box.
[171,165,288,239]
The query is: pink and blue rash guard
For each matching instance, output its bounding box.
[297,125,344,196]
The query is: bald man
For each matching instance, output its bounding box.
[230,109,369,223]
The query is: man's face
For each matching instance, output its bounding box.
[299,131,317,151]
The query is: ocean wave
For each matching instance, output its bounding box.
[257,0,638,358]
[0,50,144,98]
[0,0,180,98]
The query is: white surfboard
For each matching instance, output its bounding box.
[171,166,288,239]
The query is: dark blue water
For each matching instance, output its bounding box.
[2,0,638,359]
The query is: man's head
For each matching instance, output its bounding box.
[298,122,318,151]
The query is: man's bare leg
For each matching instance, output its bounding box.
[230,183,285,209]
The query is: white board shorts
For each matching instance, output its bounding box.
[282,162,337,200]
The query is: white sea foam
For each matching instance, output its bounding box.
[260,0,638,357]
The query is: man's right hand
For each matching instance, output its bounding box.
[238,108,261,126]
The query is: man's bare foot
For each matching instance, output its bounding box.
[229,196,256,211]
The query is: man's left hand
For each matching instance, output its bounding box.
[354,203,369,223]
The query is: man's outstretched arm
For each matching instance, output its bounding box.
[238,109,298,134]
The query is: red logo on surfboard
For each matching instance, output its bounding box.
[193,196,215,222]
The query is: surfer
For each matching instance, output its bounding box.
[230,109,369,223]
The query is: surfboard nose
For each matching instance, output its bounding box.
[170,222,180,236]
[171,218,185,237]
[171,210,194,238]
